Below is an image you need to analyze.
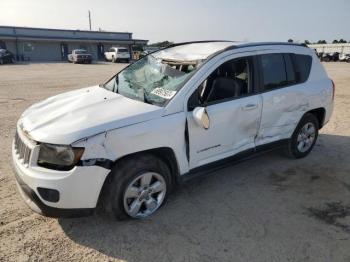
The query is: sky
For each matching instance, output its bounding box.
[0,0,349,44]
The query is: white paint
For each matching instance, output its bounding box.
[12,42,334,210]
[20,86,163,144]
[104,47,131,61]
[154,41,239,61]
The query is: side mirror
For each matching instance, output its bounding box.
[193,107,210,129]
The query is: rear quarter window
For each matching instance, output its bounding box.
[260,53,288,90]
[291,54,312,83]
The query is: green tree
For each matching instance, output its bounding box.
[332,39,339,44]
[339,39,347,43]
[148,41,174,48]
[287,39,293,43]
[304,40,310,45]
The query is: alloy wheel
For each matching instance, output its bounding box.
[297,122,316,153]
[123,172,166,218]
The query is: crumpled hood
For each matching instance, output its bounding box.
[19,86,163,144]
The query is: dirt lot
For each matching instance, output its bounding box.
[0,62,350,262]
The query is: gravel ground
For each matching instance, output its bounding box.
[0,62,350,262]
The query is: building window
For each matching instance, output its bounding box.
[79,45,87,50]
[23,42,34,52]
[0,40,6,49]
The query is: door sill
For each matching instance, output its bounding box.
[178,139,289,184]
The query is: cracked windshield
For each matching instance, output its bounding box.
[103,54,197,106]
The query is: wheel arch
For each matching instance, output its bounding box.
[96,147,180,209]
[307,107,326,129]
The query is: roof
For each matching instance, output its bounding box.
[0,25,148,44]
[154,41,237,61]
[154,41,307,61]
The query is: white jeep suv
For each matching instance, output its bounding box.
[12,41,334,219]
[104,47,131,63]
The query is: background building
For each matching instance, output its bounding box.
[0,26,148,61]
[308,43,350,54]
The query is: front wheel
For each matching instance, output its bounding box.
[286,113,319,158]
[101,154,172,220]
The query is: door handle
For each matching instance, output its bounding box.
[242,104,258,110]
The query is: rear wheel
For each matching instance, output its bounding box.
[112,56,116,63]
[286,113,319,158]
[0,58,3,65]
[101,154,172,220]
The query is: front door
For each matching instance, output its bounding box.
[0,40,6,49]
[60,43,68,60]
[186,56,262,169]
[97,43,104,60]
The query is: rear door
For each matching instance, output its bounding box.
[186,55,263,169]
[255,52,312,146]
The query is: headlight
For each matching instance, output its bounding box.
[37,144,84,171]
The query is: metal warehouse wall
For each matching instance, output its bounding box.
[308,43,350,54]
[4,40,61,60]
[0,27,131,41]
[2,40,132,61]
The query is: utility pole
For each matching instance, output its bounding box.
[88,10,92,31]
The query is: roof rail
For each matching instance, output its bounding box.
[225,42,308,51]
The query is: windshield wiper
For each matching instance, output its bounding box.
[113,75,119,93]
[143,91,152,105]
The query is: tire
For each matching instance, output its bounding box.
[286,113,319,159]
[112,56,116,63]
[101,154,172,220]
[0,59,3,65]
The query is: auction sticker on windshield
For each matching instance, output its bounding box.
[151,88,177,99]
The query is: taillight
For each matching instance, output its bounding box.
[331,80,335,101]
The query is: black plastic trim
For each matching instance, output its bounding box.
[37,187,60,203]
[77,158,114,170]
[178,139,289,183]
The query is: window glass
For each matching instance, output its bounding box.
[23,42,34,52]
[261,54,287,90]
[103,54,196,106]
[284,54,296,84]
[117,48,129,53]
[292,54,312,83]
[187,57,253,109]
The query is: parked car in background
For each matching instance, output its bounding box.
[104,47,130,63]
[339,53,350,62]
[12,41,334,220]
[0,49,14,64]
[68,49,92,64]
[321,52,340,62]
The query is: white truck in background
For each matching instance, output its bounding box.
[104,47,131,63]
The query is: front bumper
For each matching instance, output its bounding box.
[76,58,91,63]
[12,142,110,217]
[14,168,93,218]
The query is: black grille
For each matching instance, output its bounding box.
[14,131,32,166]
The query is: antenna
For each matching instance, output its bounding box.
[88,10,92,31]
